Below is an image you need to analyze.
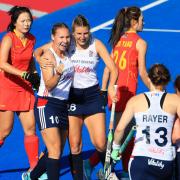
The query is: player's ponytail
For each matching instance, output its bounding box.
[109,6,141,48]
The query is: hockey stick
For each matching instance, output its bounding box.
[104,85,118,179]
[100,125,136,179]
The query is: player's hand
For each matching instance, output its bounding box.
[55,64,64,76]
[111,142,121,163]
[39,56,55,69]
[108,85,118,103]
[100,89,108,106]
[22,72,40,91]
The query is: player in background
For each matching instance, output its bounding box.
[172,75,180,180]
[93,6,150,177]
[84,6,150,178]
[0,6,39,171]
[112,64,180,180]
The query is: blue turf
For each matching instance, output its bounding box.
[0,0,179,179]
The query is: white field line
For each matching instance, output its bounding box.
[0,3,47,17]
[90,0,168,33]
[101,27,180,33]
[143,28,180,33]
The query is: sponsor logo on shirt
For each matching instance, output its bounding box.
[151,92,160,97]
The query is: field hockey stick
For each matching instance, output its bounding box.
[118,125,136,154]
[98,126,136,179]
[104,85,118,179]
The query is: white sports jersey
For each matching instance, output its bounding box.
[38,47,74,100]
[132,91,175,161]
[69,37,99,88]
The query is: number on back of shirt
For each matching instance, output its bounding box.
[142,126,168,147]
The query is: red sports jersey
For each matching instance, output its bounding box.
[0,32,35,90]
[0,32,35,111]
[108,31,141,112]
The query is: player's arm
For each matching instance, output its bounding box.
[111,97,135,162]
[96,39,118,102]
[101,52,114,90]
[0,35,24,76]
[41,51,62,91]
[177,96,180,121]
[136,39,150,89]
[113,97,134,145]
[34,42,53,68]
[102,66,110,90]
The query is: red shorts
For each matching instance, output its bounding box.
[0,87,35,111]
[108,88,135,112]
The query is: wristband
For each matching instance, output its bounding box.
[112,142,121,150]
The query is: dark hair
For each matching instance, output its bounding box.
[72,15,90,32]
[51,23,69,35]
[109,6,141,48]
[148,64,171,86]
[7,6,33,32]
[174,75,180,92]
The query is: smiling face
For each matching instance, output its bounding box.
[14,12,32,34]
[52,27,71,52]
[73,25,90,48]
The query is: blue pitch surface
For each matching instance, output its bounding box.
[0,0,180,179]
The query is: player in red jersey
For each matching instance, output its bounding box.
[104,6,149,175]
[84,7,150,178]
[0,6,39,172]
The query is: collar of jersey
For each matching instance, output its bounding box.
[13,29,28,47]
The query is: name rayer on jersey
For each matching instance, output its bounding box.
[143,114,168,123]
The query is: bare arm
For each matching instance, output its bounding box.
[41,51,63,91]
[101,66,110,90]
[136,39,150,89]
[34,42,53,67]
[96,39,118,101]
[113,97,135,145]
[0,36,24,76]
[177,97,180,120]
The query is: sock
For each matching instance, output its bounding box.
[30,154,47,179]
[46,157,60,180]
[69,153,73,175]
[0,140,4,147]
[122,137,134,172]
[89,151,100,167]
[24,135,39,169]
[70,153,83,180]
[97,150,106,166]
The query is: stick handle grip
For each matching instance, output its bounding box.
[119,126,136,154]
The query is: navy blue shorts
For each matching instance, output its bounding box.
[68,84,105,116]
[129,156,174,180]
[175,152,180,180]
[35,96,68,131]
